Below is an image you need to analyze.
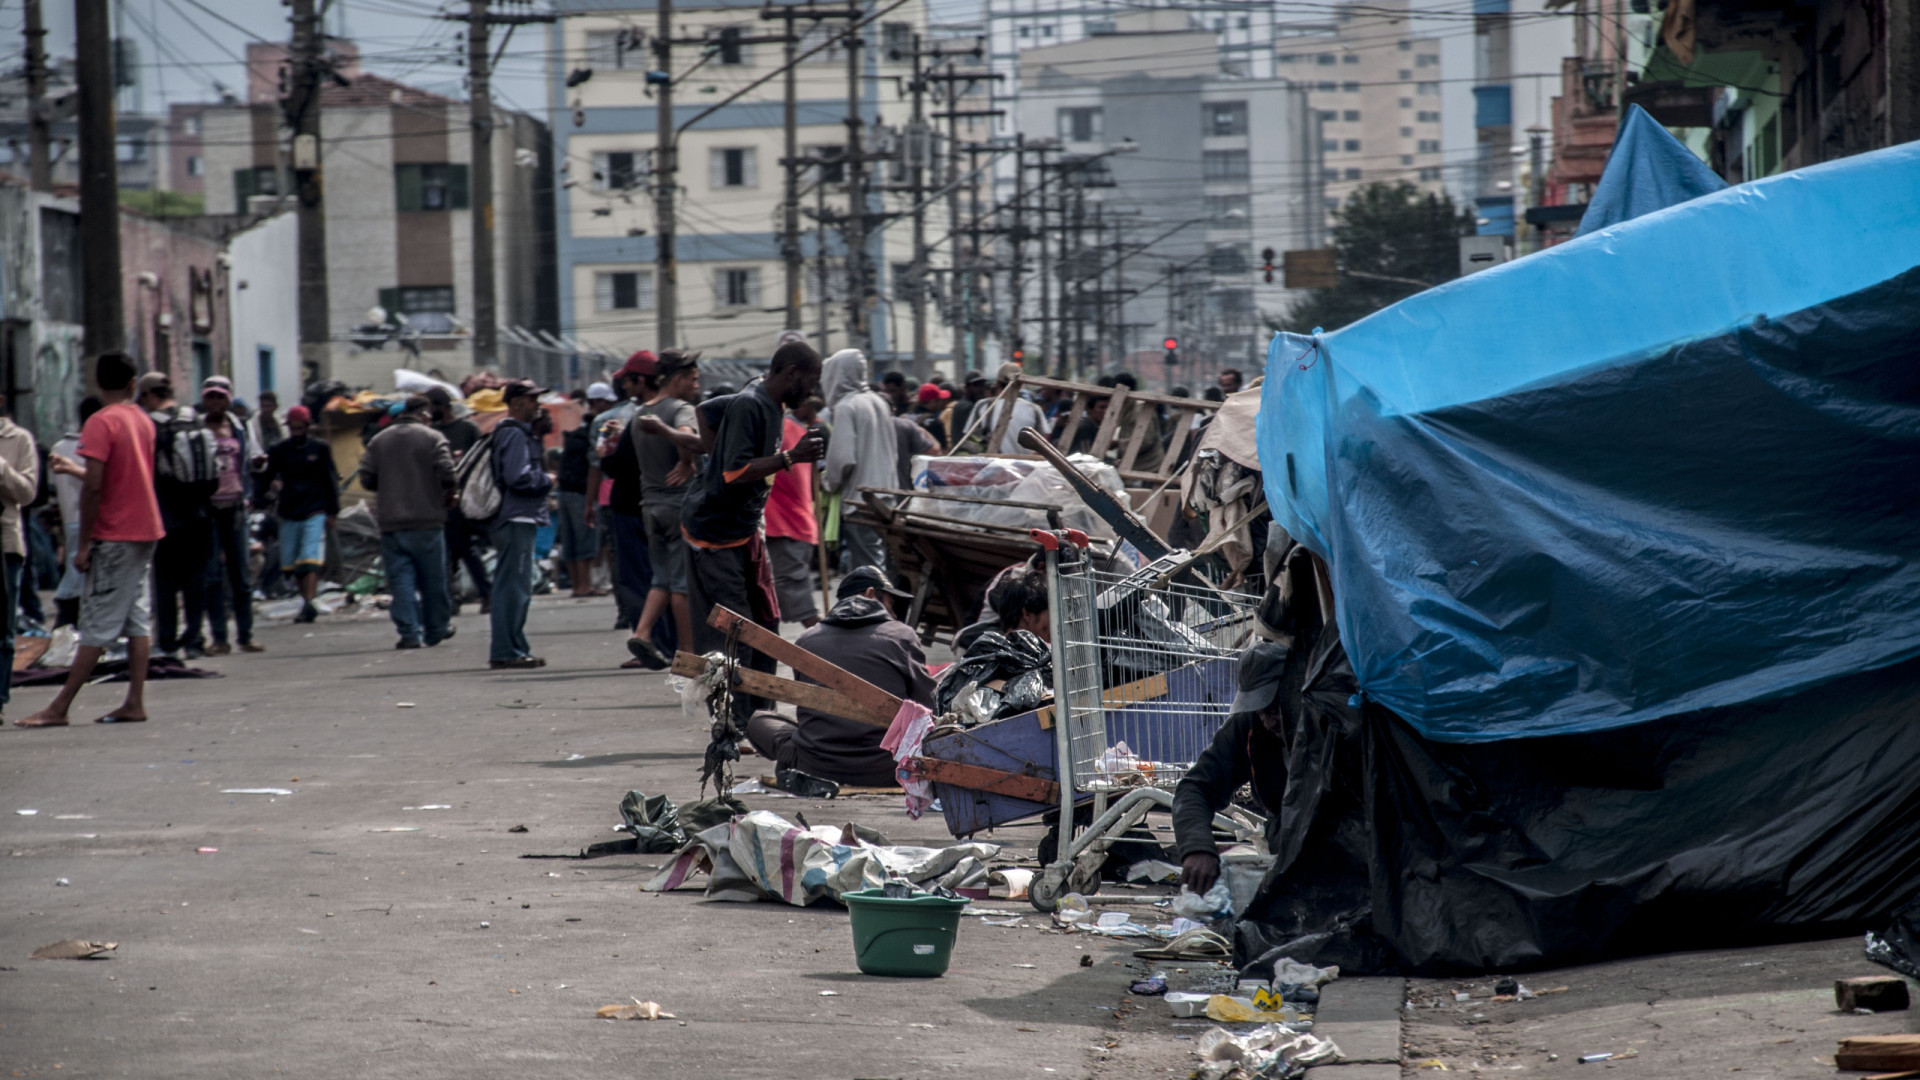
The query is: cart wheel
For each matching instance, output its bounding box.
[1066,853,1104,897]
[1029,865,1070,913]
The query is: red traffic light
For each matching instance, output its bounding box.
[1163,337,1179,350]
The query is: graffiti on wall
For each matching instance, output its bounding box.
[31,323,84,440]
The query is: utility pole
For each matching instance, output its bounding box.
[465,0,497,368]
[653,0,678,348]
[925,51,1001,372]
[1009,135,1025,360]
[286,0,330,381]
[903,34,929,379]
[1091,203,1105,370]
[761,6,860,335]
[1035,148,1053,377]
[74,0,121,365]
[23,0,51,192]
[842,25,868,352]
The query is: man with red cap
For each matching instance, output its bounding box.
[586,350,658,631]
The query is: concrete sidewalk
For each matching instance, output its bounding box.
[0,594,1176,1079]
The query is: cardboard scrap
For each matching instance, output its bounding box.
[596,999,673,1021]
[33,939,117,960]
[1836,975,1911,1013]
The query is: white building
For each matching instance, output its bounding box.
[225,209,302,408]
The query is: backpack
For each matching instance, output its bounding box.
[454,431,502,520]
[153,406,222,485]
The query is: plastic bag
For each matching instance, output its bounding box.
[932,629,1052,720]
[616,790,686,854]
[912,454,1129,538]
[1172,881,1235,923]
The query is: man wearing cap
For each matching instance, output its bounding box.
[912,382,950,451]
[252,403,339,624]
[587,351,657,630]
[358,395,457,649]
[487,381,553,669]
[744,565,934,787]
[137,372,216,658]
[555,382,615,599]
[1170,641,1292,894]
[198,377,262,654]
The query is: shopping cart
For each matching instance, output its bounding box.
[1027,528,1267,911]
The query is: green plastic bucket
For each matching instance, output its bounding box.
[843,888,971,977]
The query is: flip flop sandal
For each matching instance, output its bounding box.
[1133,928,1231,962]
[94,715,147,724]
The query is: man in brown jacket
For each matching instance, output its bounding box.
[358,396,456,649]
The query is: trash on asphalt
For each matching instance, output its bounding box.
[596,1000,673,1020]
[403,804,451,811]
[1127,859,1182,884]
[1577,1051,1637,1064]
[32,939,117,960]
[1130,973,1168,995]
[1079,954,1093,967]
[222,788,294,796]
[988,867,1033,900]
[195,847,218,854]
[507,825,529,833]
[1134,928,1233,963]
[1835,975,1911,1012]
[1166,991,1212,1017]
[1493,976,1518,996]
[643,810,996,906]
[1204,994,1302,1024]
[1866,893,1920,980]
[612,790,686,853]
[1193,1024,1341,1080]
[16,809,38,815]
[1171,881,1234,922]
[54,878,69,886]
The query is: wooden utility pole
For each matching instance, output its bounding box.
[285,0,330,381]
[74,0,122,363]
[450,0,554,370]
[653,0,678,348]
[903,34,928,379]
[842,25,868,352]
[1009,134,1025,360]
[758,6,856,334]
[24,0,51,192]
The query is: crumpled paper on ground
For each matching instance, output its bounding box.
[643,809,997,906]
[1194,1023,1341,1080]
[1269,956,1340,988]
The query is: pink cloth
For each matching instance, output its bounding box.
[764,417,817,543]
[880,699,937,819]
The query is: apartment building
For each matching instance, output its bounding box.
[550,0,952,371]
[196,43,556,387]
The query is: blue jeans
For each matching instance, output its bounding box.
[382,528,452,645]
[488,521,536,661]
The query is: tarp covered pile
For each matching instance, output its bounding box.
[1239,129,1920,973]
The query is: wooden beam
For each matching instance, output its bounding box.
[1836,1036,1920,1072]
[706,606,905,720]
[914,756,1059,804]
[736,666,896,729]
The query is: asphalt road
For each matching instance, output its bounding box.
[0,595,1161,1080]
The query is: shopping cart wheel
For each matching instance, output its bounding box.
[1029,864,1071,913]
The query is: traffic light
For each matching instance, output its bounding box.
[717,27,743,65]
[1164,336,1179,365]
[1261,246,1276,284]
[1011,338,1025,362]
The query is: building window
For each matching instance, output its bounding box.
[1418,166,1441,181]
[1341,81,1359,92]
[1416,54,1439,67]
[586,28,635,69]
[1202,149,1249,181]
[1400,97,1414,108]
[186,154,204,177]
[1317,53,1337,65]
[378,285,456,317]
[1324,168,1341,184]
[1318,109,1337,122]
[718,267,761,308]
[592,150,645,192]
[595,270,654,312]
[799,23,849,61]
[1343,139,1361,152]
[892,262,915,303]
[883,22,913,59]
[1342,53,1359,64]
[1087,19,1116,35]
[256,346,275,394]
[1398,39,1412,50]
[1236,16,1249,28]
[1040,24,1053,36]
[232,165,281,211]
[1401,126,1414,137]
[395,163,470,211]
[1402,154,1415,165]
[1418,110,1440,123]
[1417,81,1439,95]
[1206,193,1250,220]
[1206,101,1248,136]
[1220,58,1250,77]
[1342,109,1361,122]
[116,136,146,163]
[1058,107,1103,142]
[1344,168,1362,180]
[1316,80,1337,92]
[710,147,758,188]
[1018,25,1030,37]
[1322,138,1339,152]
[1418,139,1440,153]
[1277,53,1299,63]
[1399,69,1412,80]
[1207,245,1248,274]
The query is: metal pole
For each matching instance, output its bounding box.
[466,0,497,368]
[781,17,802,331]
[75,0,122,367]
[815,177,830,349]
[287,0,330,380]
[907,35,928,380]
[1036,150,1053,376]
[843,25,867,351]
[24,0,52,192]
[1009,135,1025,360]
[653,0,678,348]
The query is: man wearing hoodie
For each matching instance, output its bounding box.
[745,566,935,787]
[817,349,897,574]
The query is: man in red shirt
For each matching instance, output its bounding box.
[18,352,166,727]
[765,396,822,628]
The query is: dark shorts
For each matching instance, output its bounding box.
[766,537,818,623]
[642,500,688,595]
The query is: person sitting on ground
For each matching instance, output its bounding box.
[1169,641,1290,895]
[744,565,933,788]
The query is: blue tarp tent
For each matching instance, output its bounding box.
[1257,138,1920,743]
[1575,104,1728,236]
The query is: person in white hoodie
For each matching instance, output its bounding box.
[818,349,898,573]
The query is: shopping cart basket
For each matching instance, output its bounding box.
[1027,528,1266,911]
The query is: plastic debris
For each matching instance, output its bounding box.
[1171,881,1234,922]
[596,1000,672,1020]
[1126,859,1183,884]
[32,939,117,960]
[395,702,416,708]
[222,788,294,796]
[1130,974,1168,996]
[1578,1051,1636,1064]
[988,868,1033,900]
[404,805,452,811]
[54,878,69,886]
[818,990,839,997]
[508,825,529,833]
[1494,976,1518,996]
[1204,994,1301,1024]
[1166,991,1212,1017]
[369,827,421,833]
[1194,1024,1341,1080]
[195,847,218,854]
[1265,957,1340,988]
[16,809,38,815]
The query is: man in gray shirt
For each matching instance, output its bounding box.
[625,349,702,669]
[358,395,456,649]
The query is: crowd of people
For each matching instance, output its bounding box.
[0,339,1243,743]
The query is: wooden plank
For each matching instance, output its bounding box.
[1089,384,1129,457]
[673,651,891,728]
[671,650,710,679]
[1054,389,1089,450]
[1012,374,1223,411]
[706,606,904,720]
[1116,398,1154,473]
[985,382,1017,453]
[1836,1036,1920,1072]
[1836,975,1911,1012]
[1104,672,1168,707]
[912,756,1060,804]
